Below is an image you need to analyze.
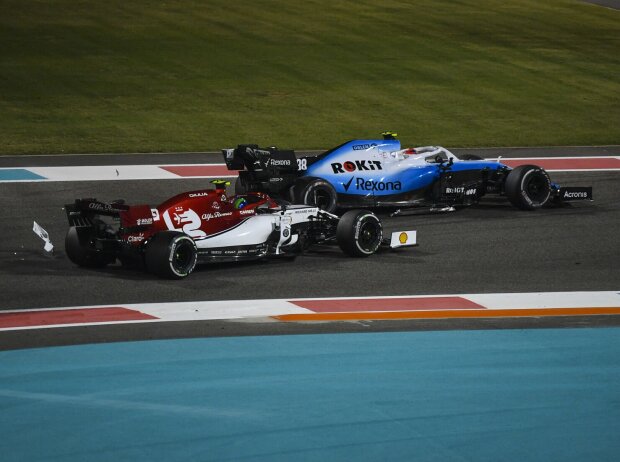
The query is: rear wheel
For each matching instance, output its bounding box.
[505,165,552,210]
[295,178,338,213]
[144,231,198,279]
[336,210,383,257]
[65,226,113,268]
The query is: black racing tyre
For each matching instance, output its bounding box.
[144,231,198,279]
[504,164,552,210]
[295,178,338,213]
[65,226,113,268]
[234,176,246,194]
[336,210,383,257]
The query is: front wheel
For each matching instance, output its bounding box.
[336,210,383,257]
[144,231,198,279]
[505,165,552,210]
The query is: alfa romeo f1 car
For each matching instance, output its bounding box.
[64,181,415,279]
[224,133,592,213]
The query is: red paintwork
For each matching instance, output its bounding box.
[120,204,153,228]
[118,188,278,246]
[0,307,157,328]
[290,296,486,312]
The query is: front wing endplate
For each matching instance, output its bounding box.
[389,230,417,248]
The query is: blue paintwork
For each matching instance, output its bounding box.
[1,328,619,461]
[0,169,46,181]
[304,140,506,197]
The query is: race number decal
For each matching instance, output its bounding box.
[297,158,307,171]
[163,208,207,239]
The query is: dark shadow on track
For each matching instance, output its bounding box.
[2,315,620,351]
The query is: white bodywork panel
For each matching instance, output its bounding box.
[389,230,417,248]
[194,205,320,253]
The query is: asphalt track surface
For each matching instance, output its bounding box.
[582,0,620,9]
[1,147,619,348]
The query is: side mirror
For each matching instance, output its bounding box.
[438,157,453,171]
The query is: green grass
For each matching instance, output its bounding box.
[0,0,618,154]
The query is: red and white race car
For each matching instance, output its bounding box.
[64,181,416,278]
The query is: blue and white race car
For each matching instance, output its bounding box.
[223,133,592,213]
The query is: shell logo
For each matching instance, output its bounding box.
[399,232,408,244]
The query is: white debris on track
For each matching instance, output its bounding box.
[32,221,54,252]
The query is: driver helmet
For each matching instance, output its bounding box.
[233,197,248,209]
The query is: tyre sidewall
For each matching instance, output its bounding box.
[166,234,197,278]
[519,168,551,209]
[65,226,112,267]
[337,210,383,257]
[505,165,551,210]
[65,226,88,265]
[353,212,383,255]
[145,232,198,279]
[296,178,338,213]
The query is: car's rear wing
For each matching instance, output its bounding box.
[222,144,299,195]
[64,198,128,227]
[223,144,297,172]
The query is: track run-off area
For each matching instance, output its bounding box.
[1,146,619,461]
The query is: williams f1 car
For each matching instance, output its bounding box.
[64,181,416,279]
[224,133,592,213]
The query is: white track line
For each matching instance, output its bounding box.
[1,156,619,183]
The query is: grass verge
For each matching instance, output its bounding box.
[0,0,618,154]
